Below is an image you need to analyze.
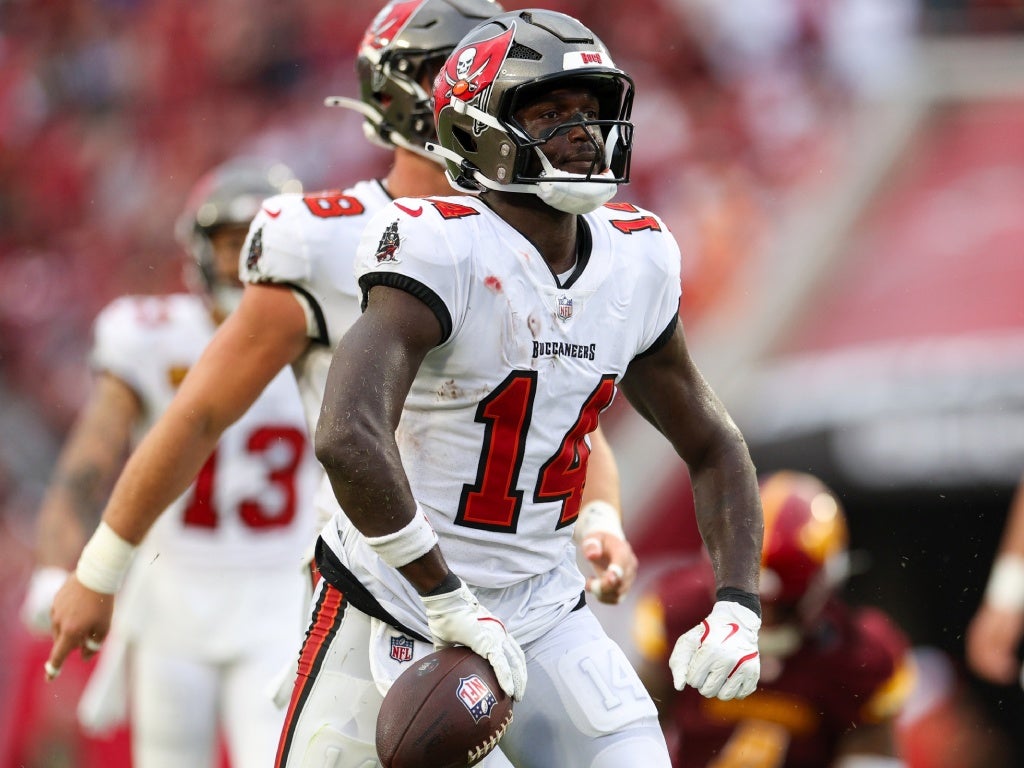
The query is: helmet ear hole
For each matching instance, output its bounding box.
[450,124,477,154]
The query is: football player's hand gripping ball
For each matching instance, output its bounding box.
[421,579,528,701]
[670,600,761,700]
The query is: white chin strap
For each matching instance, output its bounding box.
[532,152,618,215]
[324,96,444,166]
[426,98,623,215]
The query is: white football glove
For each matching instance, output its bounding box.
[421,579,527,701]
[670,599,761,701]
[20,566,69,635]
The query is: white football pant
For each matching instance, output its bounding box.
[277,581,670,767]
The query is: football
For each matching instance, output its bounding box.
[376,645,514,768]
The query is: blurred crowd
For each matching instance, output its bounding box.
[0,0,923,446]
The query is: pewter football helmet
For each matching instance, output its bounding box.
[430,9,634,213]
[327,0,504,162]
[176,158,298,311]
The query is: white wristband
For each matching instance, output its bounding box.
[364,505,439,569]
[573,500,625,544]
[75,522,137,595]
[984,554,1024,611]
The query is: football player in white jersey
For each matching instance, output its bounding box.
[21,158,321,768]
[45,0,633,755]
[299,10,765,768]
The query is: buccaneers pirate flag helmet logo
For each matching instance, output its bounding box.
[361,0,423,56]
[433,24,515,129]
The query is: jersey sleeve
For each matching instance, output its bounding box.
[240,193,313,285]
[240,192,331,342]
[638,216,683,358]
[354,199,467,344]
[89,296,155,396]
[594,205,682,359]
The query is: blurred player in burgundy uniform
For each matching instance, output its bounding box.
[18,159,321,768]
[634,471,914,768]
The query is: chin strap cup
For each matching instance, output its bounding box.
[536,178,617,214]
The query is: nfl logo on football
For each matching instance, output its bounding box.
[389,635,414,663]
[457,674,497,723]
[557,295,573,320]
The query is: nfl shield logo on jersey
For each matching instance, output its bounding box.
[457,674,497,723]
[557,295,573,321]
[390,635,414,663]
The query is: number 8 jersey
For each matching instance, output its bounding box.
[324,195,681,644]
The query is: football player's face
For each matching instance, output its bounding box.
[209,223,250,288]
[514,87,606,175]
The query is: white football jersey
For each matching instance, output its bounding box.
[240,180,392,441]
[321,196,681,643]
[91,293,319,571]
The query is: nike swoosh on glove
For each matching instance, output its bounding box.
[421,579,527,701]
[669,599,761,701]
[20,567,69,635]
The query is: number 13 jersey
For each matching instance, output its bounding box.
[91,293,320,570]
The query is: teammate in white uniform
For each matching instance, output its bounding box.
[21,159,321,768]
[46,4,633,765]
[293,10,766,768]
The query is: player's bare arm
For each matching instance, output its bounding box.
[967,471,1024,684]
[316,284,448,590]
[620,317,762,701]
[316,283,528,700]
[21,373,140,637]
[47,282,308,675]
[583,427,620,512]
[35,373,141,570]
[578,425,636,603]
[619,318,762,594]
